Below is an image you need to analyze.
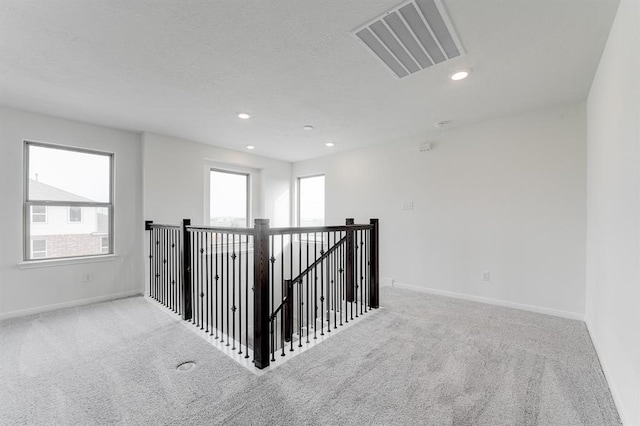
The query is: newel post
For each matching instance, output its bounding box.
[369,219,379,309]
[181,219,192,321]
[145,221,153,299]
[253,219,271,369]
[345,218,355,303]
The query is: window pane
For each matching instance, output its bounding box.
[28,206,110,260]
[210,170,248,227]
[69,206,82,223]
[31,205,47,223]
[299,175,325,227]
[28,145,111,203]
[100,236,110,254]
[31,239,47,259]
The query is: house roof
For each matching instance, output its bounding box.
[29,179,95,203]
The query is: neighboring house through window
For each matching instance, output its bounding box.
[24,141,113,260]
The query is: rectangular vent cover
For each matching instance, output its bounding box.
[353,0,464,79]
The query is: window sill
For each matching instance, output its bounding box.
[18,254,119,270]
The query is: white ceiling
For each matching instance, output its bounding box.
[0,0,619,162]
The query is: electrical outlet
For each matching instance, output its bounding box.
[82,273,93,283]
[481,271,490,282]
[402,201,414,210]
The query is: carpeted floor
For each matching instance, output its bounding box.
[0,286,620,425]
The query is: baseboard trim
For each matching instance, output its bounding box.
[585,319,630,425]
[0,290,142,321]
[389,282,584,321]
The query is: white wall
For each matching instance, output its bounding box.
[0,107,144,317]
[294,103,587,318]
[143,132,291,227]
[586,0,640,423]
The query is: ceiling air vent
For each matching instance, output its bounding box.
[353,0,464,79]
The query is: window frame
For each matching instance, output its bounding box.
[23,141,115,261]
[297,173,325,227]
[208,167,251,228]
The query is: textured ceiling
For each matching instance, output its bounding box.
[0,0,619,162]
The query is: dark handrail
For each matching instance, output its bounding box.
[146,222,180,230]
[269,236,347,322]
[186,225,255,235]
[290,236,346,285]
[269,224,372,235]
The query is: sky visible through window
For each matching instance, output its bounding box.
[29,145,110,202]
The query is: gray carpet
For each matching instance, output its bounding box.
[0,287,620,425]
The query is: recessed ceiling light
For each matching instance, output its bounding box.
[433,121,450,129]
[303,125,314,130]
[238,113,251,119]
[449,69,470,81]
[325,142,335,147]
[246,145,255,150]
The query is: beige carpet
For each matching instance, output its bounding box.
[0,286,620,425]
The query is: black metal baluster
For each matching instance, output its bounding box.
[213,232,220,339]
[289,233,294,353]
[225,233,230,346]
[147,226,152,299]
[167,228,170,307]
[320,231,325,336]
[244,234,249,358]
[298,232,302,347]
[280,235,285,356]
[207,231,215,336]
[154,228,159,301]
[205,232,210,333]
[196,231,200,328]
[162,228,171,309]
[170,228,174,309]
[270,235,275,359]
[332,231,336,328]
[193,230,197,324]
[305,232,310,344]
[359,229,364,316]
[314,233,318,340]
[158,227,162,304]
[232,234,237,350]
[192,230,196,324]
[238,234,243,354]
[160,228,164,306]
[365,228,369,312]
[353,229,358,319]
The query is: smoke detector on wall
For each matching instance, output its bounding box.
[353,0,465,79]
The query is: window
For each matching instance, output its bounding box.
[69,206,82,223]
[100,236,109,254]
[24,142,113,261]
[31,205,47,223]
[209,169,249,227]
[298,175,325,227]
[31,239,47,259]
